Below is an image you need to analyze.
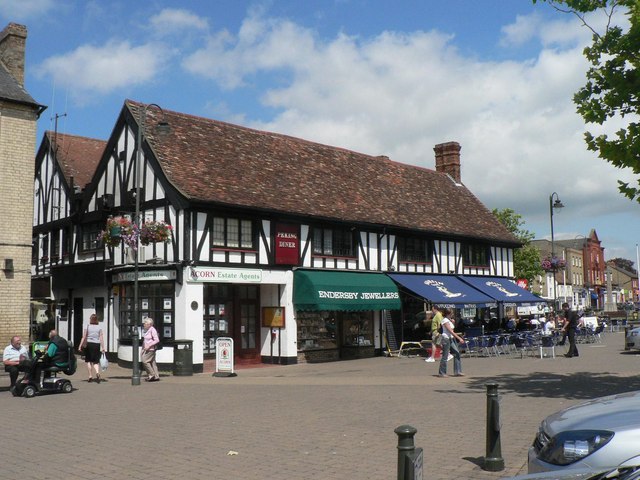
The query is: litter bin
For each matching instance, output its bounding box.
[173,340,193,376]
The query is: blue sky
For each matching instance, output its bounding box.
[4,0,640,265]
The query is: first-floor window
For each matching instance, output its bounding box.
[118,282,175,342]
[213,217,254,249]
[313,227,355,257]
[462,243,489,267]
[81,222,102,251]
[398,237,434,263]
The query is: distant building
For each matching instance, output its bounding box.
[532,229,606,311]
[0,23,45,343]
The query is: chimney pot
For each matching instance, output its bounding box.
[434,141,461,183]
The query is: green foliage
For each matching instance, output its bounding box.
[534,0,640,202]
[609,257,637,273]
[492,208,544,284]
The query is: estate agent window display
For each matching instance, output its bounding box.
[118,282,175,344]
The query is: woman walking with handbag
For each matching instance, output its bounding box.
[78,314,105,383]
[438,308,465,378]
[141,318,160,382]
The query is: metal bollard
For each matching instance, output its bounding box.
[483,383,505,471]
[395,425,423,480]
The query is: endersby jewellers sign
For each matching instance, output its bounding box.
[188,267,262,283]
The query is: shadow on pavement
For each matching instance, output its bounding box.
[460,372,640,400]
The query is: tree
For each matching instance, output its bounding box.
[492,208,544,286]
[533,0,640,202]
[609,257,637,273]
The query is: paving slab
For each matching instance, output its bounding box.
[0,331,638,480]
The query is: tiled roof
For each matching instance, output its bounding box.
[48,132,105,189]
[0,63,41,107]
[127,100,519,245]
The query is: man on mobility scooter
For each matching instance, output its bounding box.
[13,330,77,398]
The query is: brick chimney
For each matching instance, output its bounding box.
[434,141,461,183]
[0,23,27,87]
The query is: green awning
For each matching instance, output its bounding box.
[294,270,401,311]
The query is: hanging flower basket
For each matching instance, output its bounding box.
[98,216,139,249]
[140,220,172,246]
[541,256,566,272]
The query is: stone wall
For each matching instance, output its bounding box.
[0,102,38,343]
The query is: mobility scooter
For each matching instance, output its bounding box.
[13,341,77,398]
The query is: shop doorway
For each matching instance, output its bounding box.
[203,284,260,362]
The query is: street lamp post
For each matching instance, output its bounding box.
[549,192,564,310]
[132,103,169,386]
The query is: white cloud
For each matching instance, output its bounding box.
[35,40,171,101]
[0,0,56,21]
[149,8,209,35]
[182,10,640,257]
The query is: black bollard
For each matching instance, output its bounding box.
[395,425,417,480]
[483,383,505,471]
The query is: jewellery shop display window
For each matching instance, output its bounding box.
[296,311,338,351]
[118,282,175,343]
[341,311,373,347]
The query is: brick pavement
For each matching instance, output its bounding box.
[1,331,639,480]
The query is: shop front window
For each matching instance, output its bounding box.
[118,282,175,343]
[296,311,338,351]
[203,284,232,355]
[341,312,373,347]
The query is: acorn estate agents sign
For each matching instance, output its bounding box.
[188,267,262,283]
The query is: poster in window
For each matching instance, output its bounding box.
[209,319,216,331]
[219,320,227,332]
[262,307,285,328]
[208,304,216,316]
[163,326,172,337]
[218,304,225,316]
[163,298,172,309]
[163,313,172,324]
[209,337,216,349]
[141,299,149,310]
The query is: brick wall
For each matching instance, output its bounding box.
[0,102,38,343]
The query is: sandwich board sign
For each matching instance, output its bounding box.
[213,337,236,377]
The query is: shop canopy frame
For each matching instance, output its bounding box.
[457,275,546,307]
[293,269,401,312]
[387,273,497,309]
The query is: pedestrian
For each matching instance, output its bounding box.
[78,313,105,383]
[425,306,442,362]
[141,318,160,382]
[3,335,32,392]
[438,308,465,378]
[562,303,580,358]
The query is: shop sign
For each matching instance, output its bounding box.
[113,270,176,283]
[274,223,299,265]
[215,337,235,376]
[188,266,262,283]
[516,279,529,289]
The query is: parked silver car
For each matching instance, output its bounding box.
[625,327,640,350]
[528,391,640,473]
[506,466,640,480]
